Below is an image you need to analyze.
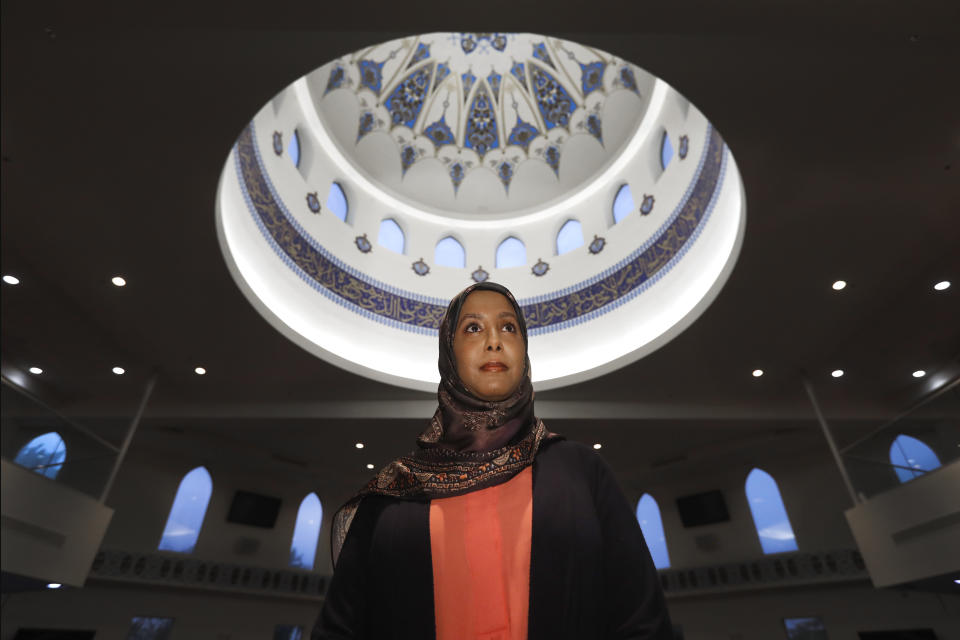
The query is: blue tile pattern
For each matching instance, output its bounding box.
[235,121,726,335]
[498,161,514,192]
[471,266,489,283]
[464,87,498,157]
[449,162,466,193]
[411,258,430,276]
[619,66,640,96]
[531,65,576,130]
[434,63,451,89]
[580,61,606,96]
[679,135,689,159]
[357,59,386,95]
[355,234,372,253]
[424,116,456,149]
[487,72,502,100]
[531,259,550,276]
[588,235,606,254]
[544,145,561,176]
[408,43,430,68]
[586,114,603,144]
[510,62,528,90]
[532,42,554,67]
[640,194,655,215]
[384,63,434,128]
[400,146,417,175]
[306,192,321,213]
[357,112,375,142]
[507,118,539,151]
[461,71,476,101]
[325,65,346,95]
[272,131,283,156]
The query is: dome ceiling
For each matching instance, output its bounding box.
[216,33,746,391]
[313,33,653,216]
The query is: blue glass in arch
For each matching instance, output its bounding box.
[612,184,634,224]
[290,492,322,569]
[556,219,584,255]
[660,131,674,171]
[636,494,670,569]
[158,466,212,554]
[889,434,941,483]
[326,182,348,222]
[378,218,405,254]
[435,236,465,268]
[745,468,798,554]
[14,431,66,479]
[496,237,526,268]
[288,129,301,168]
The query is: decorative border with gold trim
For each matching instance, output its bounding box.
[233,121,727,335]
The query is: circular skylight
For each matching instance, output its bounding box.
[216,33,746,391]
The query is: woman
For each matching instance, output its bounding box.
[315,282,672,640]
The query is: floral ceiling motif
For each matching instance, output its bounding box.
[320,33,645,196]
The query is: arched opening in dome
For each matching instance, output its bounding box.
[745,468,798,554]
[889,434,941,483]
[14,431,67,480]
[660,130,673,171]
[612,184,634,224]
[435,236,465,268]
[326,182,348,222]
[290,492,323,569]
[496,236,526,268]
[377,218,405,254]
[288,129,301,168]
[636,494,670,569]
[158,466,213,554]
[556,219,584,255]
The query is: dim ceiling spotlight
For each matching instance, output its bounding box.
[29,366,43,374]
[355,442,364,449]
[752,369,764,377]
[2,275,20,285]
[46,583,62,589]
[366,463,375,470]
[934,280,951,291]
[832,280,847,291]
[912,370,926,378]
[831,369,844,378]
[593,443,602,450]
[111,276,126,287]
[194,367,206,375]
[112,366,125,375]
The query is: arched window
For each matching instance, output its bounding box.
[889,434,942,483]
[14,431,66,480]
[290,492,323,569]
[435,236,465,268]
[636,494,670,569]
[158,466,212,554]
[612,184,634,224]
[660,131,673,170]
[745,468,798,554]
[377,218,405,254]
[495,236,526,268]
[288,129,301,168]
[556,219,584,255]
[326,182,348,222]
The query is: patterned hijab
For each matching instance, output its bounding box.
[330,282,562,565]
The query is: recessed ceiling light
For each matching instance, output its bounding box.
[593,443,602,450]
[831,369,844,378]
[832,280,847,291]
[934,281,951,291]
[46,583,62,589]
[366,463,375,470]
[2,275,20,285]
[912,370,926,378]
[954,578,960,585]
[194,367,206,375]
[355,442,364,449]
[29,366,43,375]
[112,366,125,375]
[111,276,126,287]
[752,369,764,377]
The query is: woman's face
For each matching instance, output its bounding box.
[452,290,525,402]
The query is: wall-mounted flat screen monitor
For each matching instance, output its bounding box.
[227,490,282,528]
[675,490,729,527]
[784,617,828,640]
